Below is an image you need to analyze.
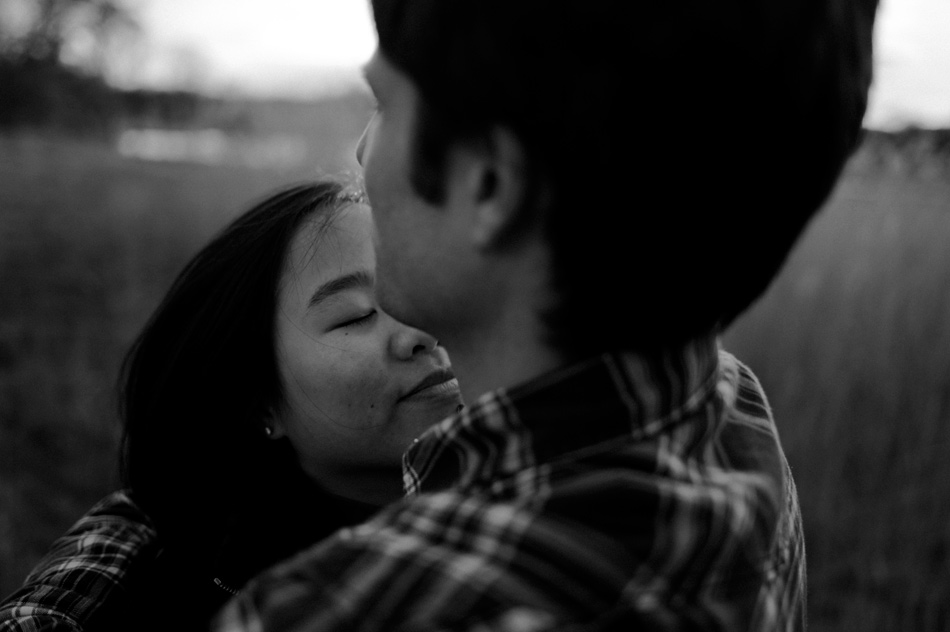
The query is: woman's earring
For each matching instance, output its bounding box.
[264,425,274,438]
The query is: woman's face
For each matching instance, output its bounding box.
[272,202,462,504]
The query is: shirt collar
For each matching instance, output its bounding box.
[403,335,721,496]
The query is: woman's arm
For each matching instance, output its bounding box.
[0,491,158,632]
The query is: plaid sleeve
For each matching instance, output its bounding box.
[0,490,158,632]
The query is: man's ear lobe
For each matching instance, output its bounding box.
[471,126,531,249]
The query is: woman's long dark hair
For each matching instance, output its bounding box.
[117,179,360,562]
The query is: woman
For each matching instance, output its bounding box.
[0,179,463,631]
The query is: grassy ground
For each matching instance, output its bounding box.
[1,117,948,629]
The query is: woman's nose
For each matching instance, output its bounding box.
[389,322,438,361]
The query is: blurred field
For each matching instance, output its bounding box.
[1,106,949,630]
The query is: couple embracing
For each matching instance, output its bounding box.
[1,0,878,630]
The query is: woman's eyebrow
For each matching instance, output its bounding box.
[308,270,375,308]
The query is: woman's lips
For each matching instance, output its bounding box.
[400,369,459,401]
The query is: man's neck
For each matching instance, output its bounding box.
[441,226,565,405]
[447,314,565,406]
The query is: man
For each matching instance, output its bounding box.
[217,0,878,629]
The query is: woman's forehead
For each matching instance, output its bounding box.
[282,203,375,289]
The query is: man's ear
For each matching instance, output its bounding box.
[467,126,533,250]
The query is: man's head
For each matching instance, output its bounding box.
[360,0,879,360]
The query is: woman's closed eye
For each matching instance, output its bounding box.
[335,309,378,330]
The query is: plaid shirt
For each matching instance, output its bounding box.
[215,338,806,632]
[0,491,158,632]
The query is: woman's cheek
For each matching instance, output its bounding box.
[353,365,394,428]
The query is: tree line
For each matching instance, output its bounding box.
[0,0,217,136]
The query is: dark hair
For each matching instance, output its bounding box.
[118,179,360,556]
[372,0,878,358]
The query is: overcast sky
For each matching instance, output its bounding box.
[128,0,949,130]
